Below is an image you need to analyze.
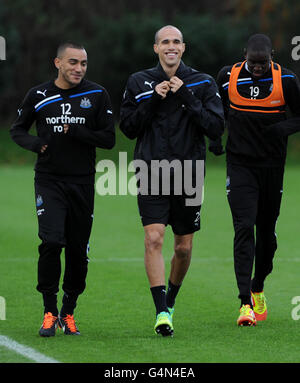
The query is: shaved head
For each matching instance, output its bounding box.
[154,25,183,44]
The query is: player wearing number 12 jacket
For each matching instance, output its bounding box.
[10,78,115,184]
[10,43,115,336]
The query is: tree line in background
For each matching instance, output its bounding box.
[0,0,300,124]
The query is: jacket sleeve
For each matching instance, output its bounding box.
[207,67,232,154]
[10,90,46,153]
[119,75,162,139]
[267,72,300,137]
[268,117,300,137]
[176,76,225,140]
[68,89,115,149]
[216,67,230,119]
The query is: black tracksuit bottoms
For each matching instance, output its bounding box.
[34,178,94,300]
[226,163,284,305]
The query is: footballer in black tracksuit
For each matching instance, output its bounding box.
[215,61,300,306]
[10,79,115,315]
[120,61,224,234]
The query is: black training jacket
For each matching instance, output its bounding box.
[10,79,115,184]
[120,61,224,164]
[216,63,300,167]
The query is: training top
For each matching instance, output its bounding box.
[10,79,115,184]
[120,61,224,165]
[217,61,300,167]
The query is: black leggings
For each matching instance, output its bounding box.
[226,164,284,304]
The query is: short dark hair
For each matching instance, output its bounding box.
[56,42,85,58]
[246,34,272,53]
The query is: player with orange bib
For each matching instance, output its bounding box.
[212,34,300,326]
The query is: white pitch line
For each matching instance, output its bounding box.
[88,256,300,263]
[5,256,300,264]
[0,335,60,363]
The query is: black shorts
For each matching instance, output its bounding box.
[137,193,202,235]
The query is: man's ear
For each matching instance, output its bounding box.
[153,44,158,54]
[54,57,60,70]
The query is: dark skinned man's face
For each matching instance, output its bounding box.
[245,49,272,79]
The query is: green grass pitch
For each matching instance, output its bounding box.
[0,163,300,363]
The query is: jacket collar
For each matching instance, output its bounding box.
[155,60,188,79]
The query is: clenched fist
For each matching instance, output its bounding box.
[169,76,183,93]
[155,81,170,99]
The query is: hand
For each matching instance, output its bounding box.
[63,124,69,134]
[155,81,170,99]
[169,76,183,93]
[40,144,48,153]
[208,144,225,156]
